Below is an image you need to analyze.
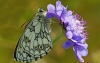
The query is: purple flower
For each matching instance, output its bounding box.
[47,0,72,22]
[47,0,66,19]
[64,14,88,62]
[47,0,88,62]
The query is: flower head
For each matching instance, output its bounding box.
[63,13,88,62]
[63,14,88,62]
[47,0,88,62]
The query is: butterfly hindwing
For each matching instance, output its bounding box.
[14,9,52,62]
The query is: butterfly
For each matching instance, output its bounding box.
[14,8,52,62]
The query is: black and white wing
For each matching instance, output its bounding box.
[14,9,52,62]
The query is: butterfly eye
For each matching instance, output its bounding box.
[39,9,44,12]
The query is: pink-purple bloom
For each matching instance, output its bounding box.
[47,0,67,21]
[47,0,88,62]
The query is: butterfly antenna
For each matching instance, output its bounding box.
[21,13,36,28]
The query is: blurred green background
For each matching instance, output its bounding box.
[0,0,100,63]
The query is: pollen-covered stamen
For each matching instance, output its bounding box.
[66,14,88,42]
[81,19,87,25]
[81,30,88,39]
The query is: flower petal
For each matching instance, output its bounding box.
[56,0,62,7]
[67,10,73,16]
[72,35,83,41]
[63,15,73,23]
[47,4,55,14]
[77,42,88,56]
[46,12,54,18]
[73,46,84,62]
[56,0,63,17]
[66,25,71,30]
[63,39,75,49]
[66,31,73,39]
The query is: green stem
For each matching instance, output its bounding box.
[53,32,65,45]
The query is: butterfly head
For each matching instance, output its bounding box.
[36,8,47,16]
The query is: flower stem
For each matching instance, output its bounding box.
[53,32,65,45]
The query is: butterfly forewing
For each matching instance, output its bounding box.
[14,8,52,62]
